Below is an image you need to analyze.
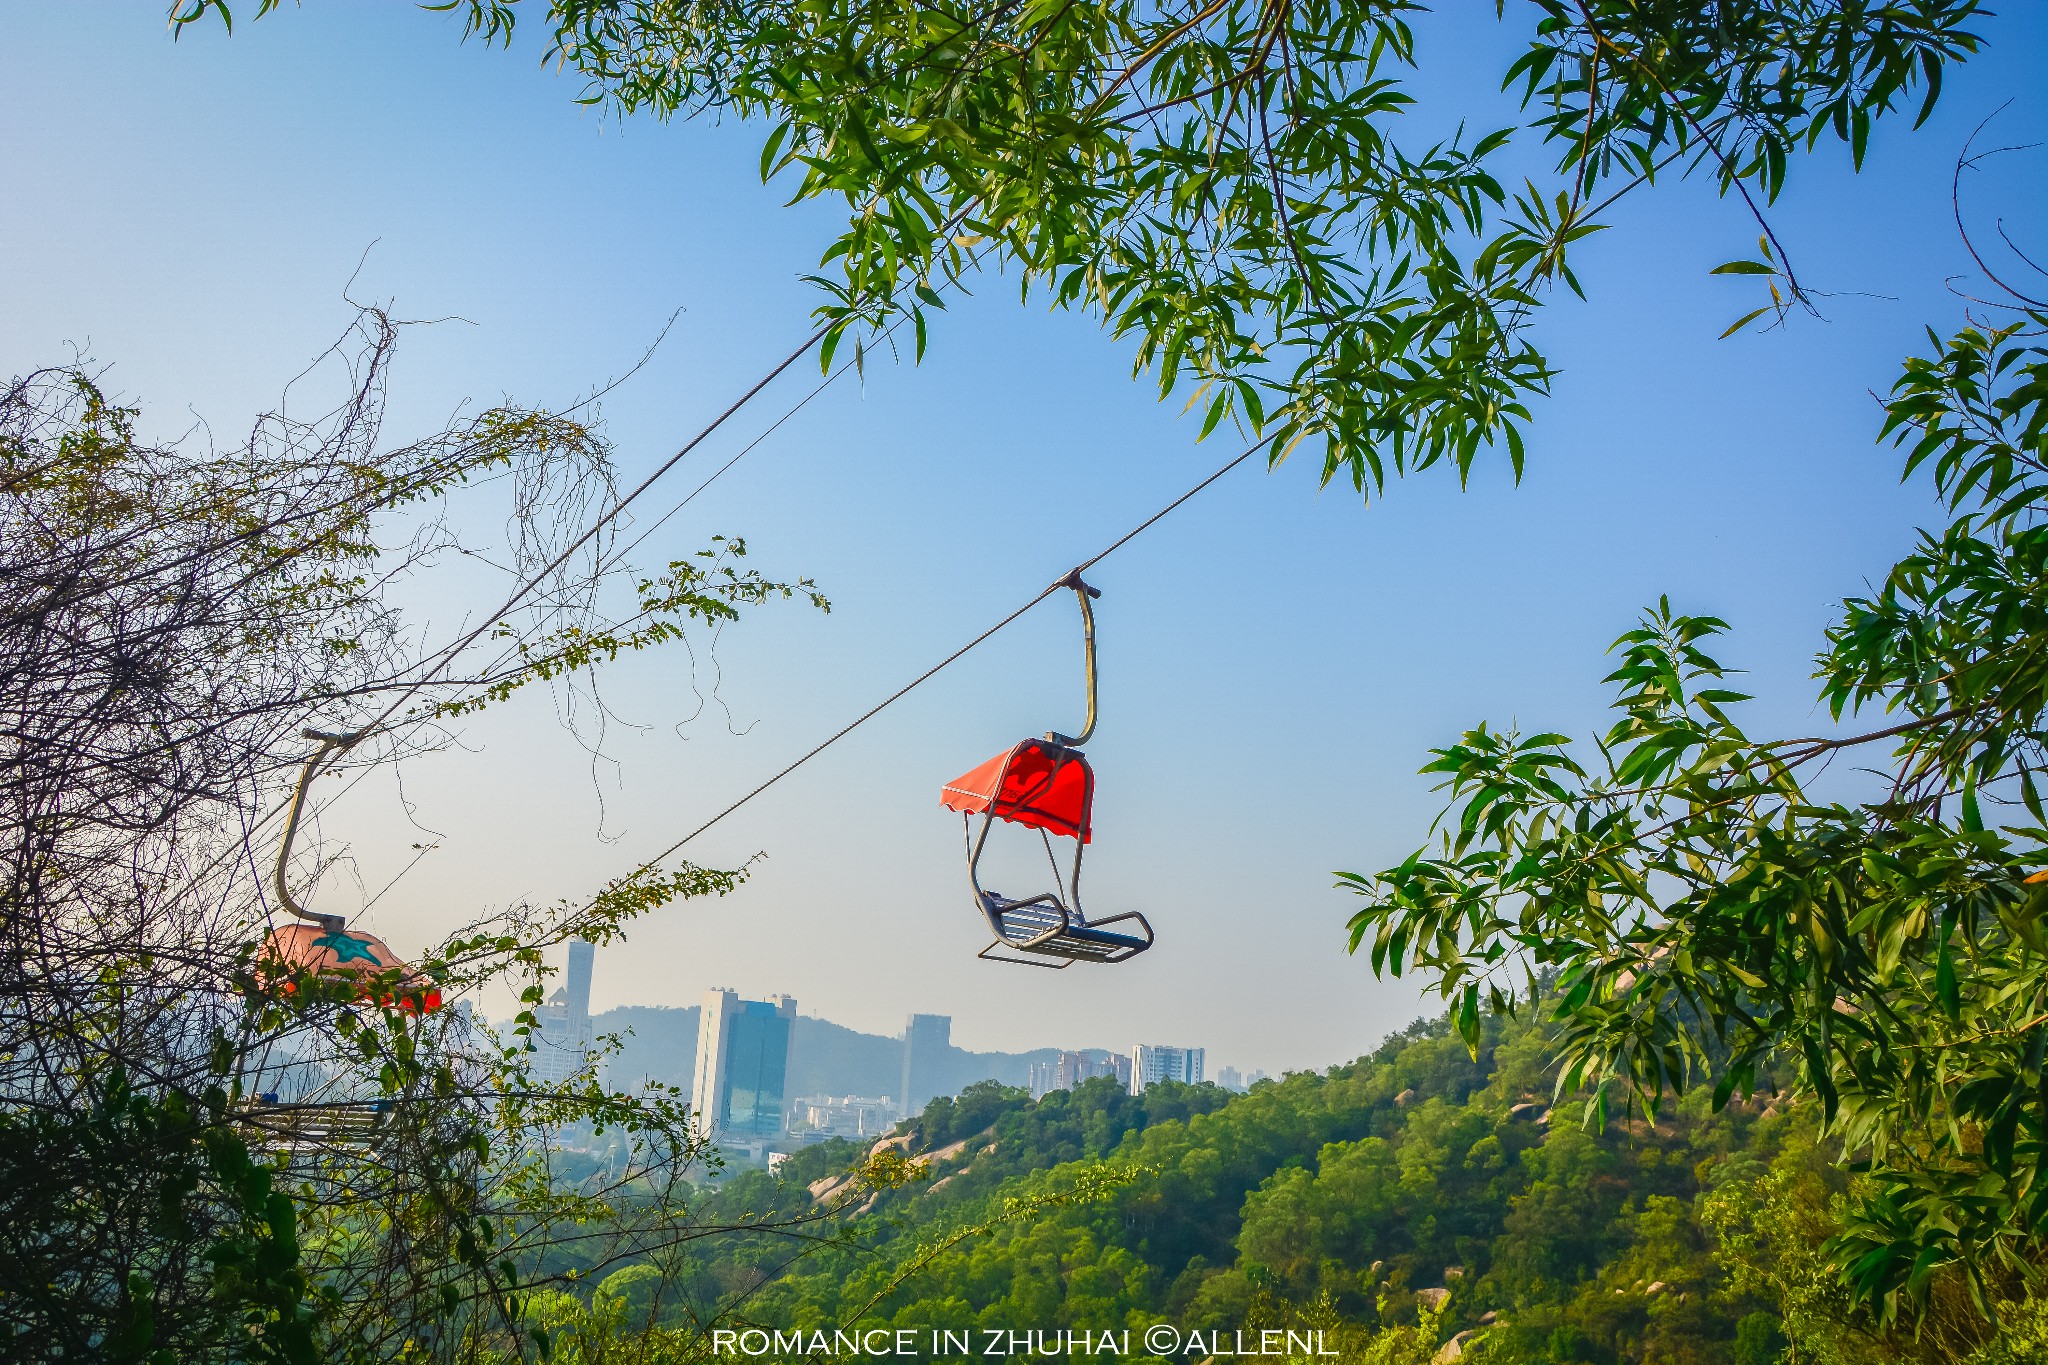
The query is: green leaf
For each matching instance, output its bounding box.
[1719,307,1773,339]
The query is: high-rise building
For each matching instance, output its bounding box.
[899,1013,951,1116]
[564,939,593,1021]
[693,989,797,1140]
[529,939,597,1085]
[1130,1043,1205,1093]
[1071,1051,1130,1090]
[1217,1065,1246,1092]
[1030,1050,1134,1098]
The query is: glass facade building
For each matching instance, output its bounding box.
[899,1013,951,1117]
[720,999,793,1136]
[693,989,797,1140]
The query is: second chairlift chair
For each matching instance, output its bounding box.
[238,730,440,1161]
[939,572,1154,967]
[258,729,442,1013]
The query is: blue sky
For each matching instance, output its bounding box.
[4,3,2044,1077]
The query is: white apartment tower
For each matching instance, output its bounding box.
[1130,1043,1205,1093]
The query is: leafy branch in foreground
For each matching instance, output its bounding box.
[1342,313,2048,1331]
[179,0,1982,493]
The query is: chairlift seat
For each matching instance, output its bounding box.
[976,890,1152,966]
[232,1096,398,1161]
[942,738,1153,968]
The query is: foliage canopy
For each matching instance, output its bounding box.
[510,1009,2048,1363]
[1343,312,2048,1325]
[179,0,1984,491]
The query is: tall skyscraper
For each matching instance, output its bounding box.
[899,1013,951,1116]
[564,939,593,1024]
[692,989,797,1140]
[1130,1043,1205,1093]
[529,939,597,1084]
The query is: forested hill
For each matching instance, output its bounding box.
[757,1016,1800,1363]
[532,1008,2045,1364]
[594,1006,1062,1100]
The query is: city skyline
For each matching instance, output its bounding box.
[525,943,1248,1119]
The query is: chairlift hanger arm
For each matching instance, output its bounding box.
[1046,570,1099,749]
[274,728,366,933]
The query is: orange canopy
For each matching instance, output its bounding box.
[941,739,1093,841]
[258,923,443,1013]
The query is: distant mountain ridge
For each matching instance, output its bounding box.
[593,1005,1069,1105]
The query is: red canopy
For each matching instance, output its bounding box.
[258,923,443,1013]
[940,739,1093,841]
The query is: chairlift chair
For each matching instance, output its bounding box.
[239,730,441,1155]
[938,573,1154,968]
[256,729,441,1013]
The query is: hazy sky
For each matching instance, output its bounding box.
[4,3,2044,1076]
